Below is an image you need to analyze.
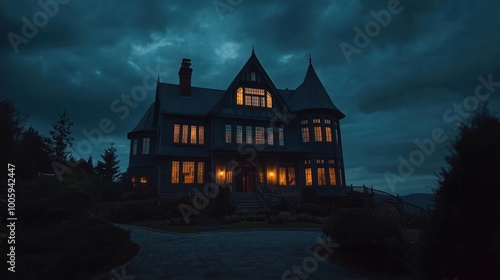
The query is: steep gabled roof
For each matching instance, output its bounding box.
[287,63,345,119]
[211,49,290,114]
[158,83,224,116]
[130,102,155,133]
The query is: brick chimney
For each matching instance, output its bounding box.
[178,58,192,96]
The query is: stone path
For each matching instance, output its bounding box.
[114,224,367,280]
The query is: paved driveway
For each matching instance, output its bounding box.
[114,224,366,280]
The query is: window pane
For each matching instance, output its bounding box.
[329,167,337,186]
[190,125,197,144]
[288,167,296,186]
[278,127,284,146]
[336,127,340,145]
[236,87,243,105]
[255,127,265,145]
[245,95,251,106]
[225,124,232,143]
[236,125,243,144]
[172,161,179,183]
[317,168,326,186]
[251,96,260,106]
[266,92,272,108]
[182,125,188,144]
[313,118,321,124]
[314,126,322,142]
[267,127,274,145]
[226,170,233,184]
[258,168,264,184]
[197,162,204,184]
[173,124,180,143]
[132,139,137,155]
[183,161,195,183]
[301,127,310,142]
[142,138,150,154]
[305,168,312,186]
[246,126,253,144]
[279,167,286,186]
[326,127,332,142]
[198,126,205,144]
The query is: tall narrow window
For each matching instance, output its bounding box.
[197,162,204,184]
[246,126,253,144]
[142,138,150,154]
[301,127,310,142]
[279,167,287,186]
[329,167,337,186]
[278,127,284,146]
[198,126,205,144]
[317,168,326,186]
[190,125,197,144]
[173,124,180,143]
[183,161,195,183]
[305,168,312,186]
[314,126,322,142]
[172,161,180,183]
[132,139,138,155]
[258,167,264,184]
[255,127,265,145]
[226,170,233,183]
[182,125,188,144]
[267,127,274,145]
[266,92,272,108]
[325,127,332,142]
[339,168,343,185]
[251,72,256,81]
[236,125,243,144]
[236,87,243,105]
[288,168,296,186]
[225,124,232,143]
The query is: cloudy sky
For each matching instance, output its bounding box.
[1,0,499,195]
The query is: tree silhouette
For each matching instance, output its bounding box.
[0,97,28,168]
[48,110,74,163]
[420,107,500,279]
[95,143,120,182]
[18,126,52,177]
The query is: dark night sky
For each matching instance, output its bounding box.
[1,0,499,195]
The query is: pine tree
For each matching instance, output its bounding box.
[48,110,74,163]
[95,143,120,182]
[18,126,52,177]
[420,107,500,279]
[0,97,28,168]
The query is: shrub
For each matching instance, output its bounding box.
[300,188,320,204]
[295,203,330,217]
[212,186,234,217]
[322,209,409,272]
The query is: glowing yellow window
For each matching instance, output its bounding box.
[140,176,148,183]
[266,92,272,108]
[172,161,180,183]
[236,87,243,105]
[305,168,312,186]
[329,167,337,186]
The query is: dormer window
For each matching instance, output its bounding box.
[251,72,256,81]
[236,87,272,108]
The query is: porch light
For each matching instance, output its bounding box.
[219,170,225,177]
[269,171,274,177]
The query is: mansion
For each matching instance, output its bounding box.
[127,50,348,196]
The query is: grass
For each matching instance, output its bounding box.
[125,220,322,233]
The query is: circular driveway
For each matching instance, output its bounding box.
[115,224,366,280]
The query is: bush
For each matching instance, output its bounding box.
[212,186,234,217]
[322,209,409,272]
[271,195,299,212]
[300,188,320,204]
[296,203,330,217]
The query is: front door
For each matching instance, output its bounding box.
[235,166,255,192]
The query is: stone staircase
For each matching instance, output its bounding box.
[232,193,265,211]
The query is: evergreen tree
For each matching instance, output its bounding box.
[95,143,120,182]
[48,110,74,163]
[420,107,500,279]
[0,97,28,168]
[18,126,52,177]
